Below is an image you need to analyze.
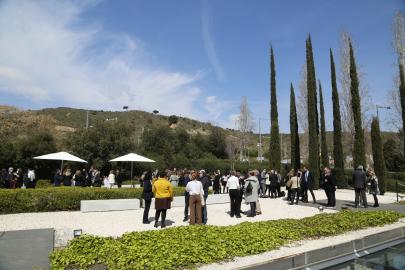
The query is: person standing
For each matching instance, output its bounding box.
[0,169,7,188]
[301,166,317,203]
[244,171,260,217]
[74,170,84,187]
[108,170,115,188]
[63,169,72,187]
[16,168,23,188]
[269,170,278,198]
[152,171,174,228]
[53,169,63,187]
[27,168,36,188]
[142,171,153,224]
[289,170,300,205]
[227,171,241,218]
[186,172,204,225]
[169,170,179,187]
[9,168,17,189]
[323,168,336,207]
[221,172,229,193]
[285,170,294,202]
[183,171,191,222]
[237,171,245,214]
[115,170,123,188]
[275,171,282,197]
[353,165,368,208]
[93,169,101,187]
[198,170,210,224]
[265,171,271,197]
[368,170,379,207]
[213,170,221,194]
[5,167,14,189]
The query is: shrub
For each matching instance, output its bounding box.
[50,210,403,270]
[0,187,186,214]
[344,170,405,192]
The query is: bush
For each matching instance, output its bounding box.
[0,187,186,214]
[50,210,404,270]
[344,170,405,193]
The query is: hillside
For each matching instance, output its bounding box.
[0,105,401,164]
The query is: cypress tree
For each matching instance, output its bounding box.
[269,46,281,172]
[371,117,386,195]
[290,83,300,170]
[349,40,366,168]
[319,81,329,169]
[306,35,320,189]
[330,49,346,187]
[399,63,405,156]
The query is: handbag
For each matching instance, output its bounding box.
[200,193,205,206]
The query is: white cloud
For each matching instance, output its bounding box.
[201,1,225,81]
[0,0,210,119]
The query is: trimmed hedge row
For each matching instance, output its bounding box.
[343,170,405,192]
[0,187,186,214]
[35,180,138,189]
[50,210,404,270]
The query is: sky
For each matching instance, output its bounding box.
[0,0,403,133]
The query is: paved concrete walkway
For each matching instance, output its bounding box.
[0,228,53,270]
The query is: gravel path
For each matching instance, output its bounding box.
[0,189,400,247]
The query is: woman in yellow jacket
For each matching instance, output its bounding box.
[152,171,174,228]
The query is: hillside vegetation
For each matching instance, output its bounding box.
[0,105,403,176]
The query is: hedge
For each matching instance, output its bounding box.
[50,210,404,270]
[0,187,186,214]
[343,170,405,192]
[35,180,139,189]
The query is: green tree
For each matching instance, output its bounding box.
[13,130,58,178]
[67,121,136,173]
[399,63,405,156]
[319,81,329,169]
[168,115,179,126]
[330,49,346,187]
[290,83,300,170]
[383,138,405,172]
[207,128,227,159]
[306,35,320,189]
[349,40,366,168]
[371,117,386,195]
[269,46,281,172]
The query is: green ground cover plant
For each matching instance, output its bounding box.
[50,210,403,270]
[0,186,186,214]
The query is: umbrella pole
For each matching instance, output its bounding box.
[61,160,64,172]
[131,161,134,188]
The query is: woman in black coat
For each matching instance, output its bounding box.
[142,171,153,224]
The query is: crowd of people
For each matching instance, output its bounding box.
[0,167,36,188]
[1,163,380,229]
[140,165,381,228]
[0,166,126,189]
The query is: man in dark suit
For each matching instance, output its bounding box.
[300,166,317,203]
[323,167,336,207]
[353,165,368,208]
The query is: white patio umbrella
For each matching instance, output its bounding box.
[33,151,87,171]
[110,153,155,182]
